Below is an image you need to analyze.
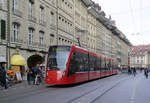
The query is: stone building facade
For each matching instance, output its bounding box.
[129,45,150,68]
[0,0,131,69]
[0,0,7,61]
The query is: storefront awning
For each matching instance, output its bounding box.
[11,55,26,66]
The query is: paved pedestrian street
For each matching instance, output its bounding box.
[1,72,150,103]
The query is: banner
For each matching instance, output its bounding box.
[15,72,22,81]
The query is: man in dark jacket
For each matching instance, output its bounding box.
[0,64,8,89]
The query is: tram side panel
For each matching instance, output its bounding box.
[67,50,89,84]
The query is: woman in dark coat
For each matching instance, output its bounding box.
[0,64,8,89]
[27,69,33,85]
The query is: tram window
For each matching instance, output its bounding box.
[89,55,93,71]
[108,60,112,70]
[89,55,97,71]
[101,58,105,71]
[79,52,89,72]
[105,59,108,70]
[105,59,109,70]
[94,56,98,71]
[68,51,78,76]
[112,62,114,70]
[94,56,99,71]
[68,51,88,76]
[96,58,101,71]
[82,53,88,71]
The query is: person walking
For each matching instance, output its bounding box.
[27,69,33,85]
[32,64,42,85]
[144,69,148,79]
[128,67,131,75]
[0,63,8,89]
[133,67,136,76]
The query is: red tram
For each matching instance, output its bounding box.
[45,45,118,85]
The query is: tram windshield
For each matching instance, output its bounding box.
[47,46,71,71]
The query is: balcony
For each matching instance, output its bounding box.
[27,41,38,51]
[10,38,23,48]
[38,43,46,48]
[0,38,7,45]
[11,38,23,43]
[12,8,22,17]
[28,15,36,23]
[50,23,57,30]
[26,41,47,51]
[39,20,46,26]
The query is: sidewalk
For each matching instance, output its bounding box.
[0,80,46,99]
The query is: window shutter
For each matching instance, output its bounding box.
[1,19,6,40]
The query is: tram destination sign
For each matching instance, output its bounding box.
[50,46,71,52]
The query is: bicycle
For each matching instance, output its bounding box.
[34,74,41,85]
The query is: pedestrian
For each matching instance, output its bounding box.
[140,68,143,72]
[27,69,33,85]
[128,67,131,75]
[144,69,148,79]
[133,67,136,76]
[0,63,8,89]
[32,64,42,85]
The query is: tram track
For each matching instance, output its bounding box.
[0,74,130,103]
[68,77,129,103]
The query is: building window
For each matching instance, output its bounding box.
[0,20,6,40]
[12,23,19,42]
[50,34,54,45]
[28,28,34,45]
[141,56,143,59]
[39,31,44,45]
[0,0,4,9]
[29,0,33,17]
[40,6,44,23]
[13,0,19,10]
[50,11,55,25]
[141,60,143,63]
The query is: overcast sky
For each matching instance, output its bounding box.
[93,0,150,46]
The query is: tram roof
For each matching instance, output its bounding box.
[49,45,117,61]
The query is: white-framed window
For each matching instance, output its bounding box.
[13,0,19,10]
[39,31,44,45]
[40,7,44,23]
[137,60,139,63]
[50,34,54,45]
[0,0,4,8]
[50,11,55,25]
[29,0,33,17]
[141,60,143,63]
[28,28,34,45]
[12,23,19,42]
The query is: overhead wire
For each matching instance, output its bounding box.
[129,0,136,33]
[140,0,143,37]
[110,6,150,15]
